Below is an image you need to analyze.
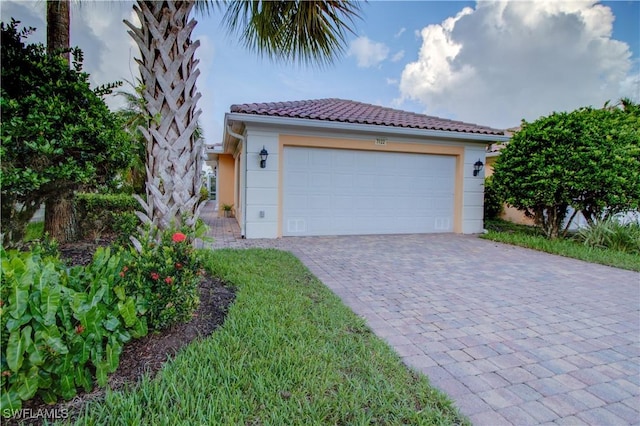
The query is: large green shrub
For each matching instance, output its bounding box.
[75,193,139,240]
[0,247,148,414]
[492,101,640,238]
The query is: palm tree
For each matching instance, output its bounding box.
[45,0,75,242]
[46,0,70,60]
[124,0,361,231]
[116,79,205,195]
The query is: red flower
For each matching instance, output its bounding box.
[123,266,129,272]
[151,272,160,281]
[75,325,85,334]
[165,276,174,285]
[172,232,187,243]
[175,263,183,270]
[119,272,125,278]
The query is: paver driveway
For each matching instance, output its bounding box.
[206,219,640,425]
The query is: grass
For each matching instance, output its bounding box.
[68,249,467,425]
[482,220,640,272]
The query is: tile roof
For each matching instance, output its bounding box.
[230,98,505,136]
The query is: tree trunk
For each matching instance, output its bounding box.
[124,1,204,231]
[45,194,77,243]
[46,0,70,62]
[45,0,75,241]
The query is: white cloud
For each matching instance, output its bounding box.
[386,78,398,85]
[398,1,639,129]
[348,36,389,68]
[391,50,405,62]
[74,3,140,110]
[394,27,406,38]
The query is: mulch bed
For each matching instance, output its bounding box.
[4,239,236,426]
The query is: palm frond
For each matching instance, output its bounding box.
[222,0,362,66]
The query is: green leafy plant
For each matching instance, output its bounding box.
[113,212,140,247]
[120,224,205,331]
[199,185,209,203]
[0,247,147,415]
[483,176,503,221]
[575,217,640,254]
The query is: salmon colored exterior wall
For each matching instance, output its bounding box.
[217,154,236,218]
[485,155,535,225]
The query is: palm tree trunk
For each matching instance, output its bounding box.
[46,0,77,242]
[46,0,70,62]
[124,1,204,230]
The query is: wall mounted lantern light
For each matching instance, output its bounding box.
[473,159,484,177]
[259,146,269,169]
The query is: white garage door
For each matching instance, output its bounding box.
[283,147,455,236]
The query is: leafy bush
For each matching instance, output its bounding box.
[75,193,140,240]
[492,102,640,238]
[121,224,205,331]
[0,247,148,414]
[113,212,140,247]
[575,218,640,254]
[483,176,503,221]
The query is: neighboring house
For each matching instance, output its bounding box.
[218,98,509,239]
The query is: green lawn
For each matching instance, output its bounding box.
[69,249,467,425]
[482,220,640,272]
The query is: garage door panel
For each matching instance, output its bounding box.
[310,150,331,166]
[308,194,331,209]
[283,147,455,236]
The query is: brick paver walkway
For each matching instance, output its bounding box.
[201,203,640,425]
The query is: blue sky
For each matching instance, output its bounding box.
[2,1,639,145]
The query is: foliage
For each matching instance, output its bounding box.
[222,1,362,65]
[75,249,468,425]
[113,213,140,248]
[575,217,640,254]
[199,185,209,203]
[23,222,44,242]
[0,247,148,415]
[492,101,640,238]
[483,176,503,220]
[120,224,206,331]
[75,193,140,240]
[0,20,135,246]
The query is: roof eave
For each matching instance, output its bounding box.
[225,113,511,143]
[223,113,247,153]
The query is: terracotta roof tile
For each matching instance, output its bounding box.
[230,98,505,135]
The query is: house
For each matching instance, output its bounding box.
[217,98,509,238]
